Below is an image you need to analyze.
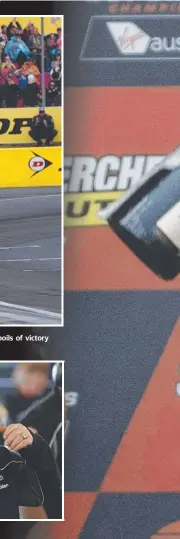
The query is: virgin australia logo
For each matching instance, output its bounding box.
[106,21,180,57]
[106,22,150,55]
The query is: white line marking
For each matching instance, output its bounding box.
[0,246,41,250]
[0,300,61,318]
[0,257,61,262]
[0,195,60,202]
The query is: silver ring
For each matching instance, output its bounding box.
[21,432,28,440]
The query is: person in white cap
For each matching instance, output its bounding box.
[29,106,58,145]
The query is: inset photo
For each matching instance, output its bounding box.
[0,359,64,520]
[0,16,63,325]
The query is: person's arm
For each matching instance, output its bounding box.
[47,115,54,128]
[15,21,22,30]
[7,22,14,38]
[32,115,38,126]
[3,424,62,519]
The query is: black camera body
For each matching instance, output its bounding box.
[98,147,180,280]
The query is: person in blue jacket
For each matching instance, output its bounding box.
[4,31,30,67]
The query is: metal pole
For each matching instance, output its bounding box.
[41,17,46,106]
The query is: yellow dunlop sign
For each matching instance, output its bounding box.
[0,146,62,188]
[0,107,61,145]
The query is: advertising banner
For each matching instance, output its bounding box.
[81,15,180,61]
[64,86,180,290]
[0,107,61,145]
[0,146,61,187]
[65,86,180,228]
[63,2,180,86]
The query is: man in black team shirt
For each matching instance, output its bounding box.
[0,423,62,519]
[3,362,63,465]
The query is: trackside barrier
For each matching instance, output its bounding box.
[0,146,62,187]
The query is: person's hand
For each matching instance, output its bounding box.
[3,424,33,451]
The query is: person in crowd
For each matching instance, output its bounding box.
[0,25,8,44]
[0,74,5,106]
[0,41,6,69]
[23,74,39,107]
[46,33,57,50]
[46,80,60,106]
[20,59,40,83]
[4,72,19,107]
[0,18,61,109]
[4,30,30,67]
[16,71,28,101]
[50,59,61,85]
[29,106,58,145]
[2,54,16,69]
[44,49,51,72]
[55,52,61,66]
[0,423,62,519]
[22,21,35,46]
[28,27,41,72]
[7,18,22,40]
[37,86,43,106]
[57,27,62,49]
[45,33,59,62]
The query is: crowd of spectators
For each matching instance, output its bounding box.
[0,18,62,108]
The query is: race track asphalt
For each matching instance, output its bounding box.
[0,187,62,324]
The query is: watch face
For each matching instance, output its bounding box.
[119,166,180,247]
